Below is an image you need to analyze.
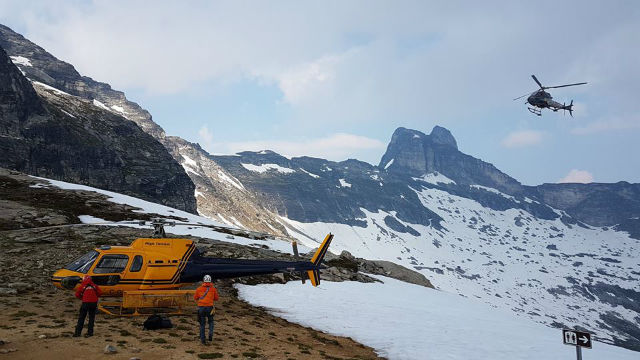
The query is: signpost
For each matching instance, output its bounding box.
[562,329,592,360]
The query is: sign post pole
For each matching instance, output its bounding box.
[562,328,591,358]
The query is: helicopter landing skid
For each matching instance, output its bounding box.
[527,107,542,116]
[98,290,196,316]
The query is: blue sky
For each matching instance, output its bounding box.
[1,1,639,185]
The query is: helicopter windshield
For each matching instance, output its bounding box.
[64,250,99,274]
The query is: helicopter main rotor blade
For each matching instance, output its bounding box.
[513,90,536,101]
[545,82,588,89]
[531,75,543,89]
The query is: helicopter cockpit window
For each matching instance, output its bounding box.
[129,255,143,272]
[93,254,129,274]
[64,250,99,274]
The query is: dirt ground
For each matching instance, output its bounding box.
[0,281,382,360]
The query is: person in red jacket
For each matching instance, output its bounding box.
[73,275,102,337]
[193,275,219,344]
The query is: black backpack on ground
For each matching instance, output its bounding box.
[143,314,173,330]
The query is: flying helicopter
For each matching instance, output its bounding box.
[50,218,333,315]
[513,75,587,116]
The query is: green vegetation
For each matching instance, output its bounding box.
[152,338,167,344]
[197,353,224,359]
[12,310,37,317]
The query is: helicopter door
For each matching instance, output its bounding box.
[91,254,129,286]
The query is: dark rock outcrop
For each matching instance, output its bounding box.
[529,182,640,227]
[0,24,164,138]
[379,126,522,195]
[0,45,197,212]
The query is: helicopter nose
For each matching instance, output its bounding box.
[60,276,82,290]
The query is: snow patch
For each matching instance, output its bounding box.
[92,99,110,111]
[110,105,126,114]
[470,185,519,202]
[32,81,71,96]
[414,172,456,185]
[299,168,320,178]
[338,178,352,188]
[181,154,198,168]
[237,276,639,360]
[10,55,32,67]
[60,109,76,118]
[384,159,394,169]
[217,170,245,191]
[241,163,296,174]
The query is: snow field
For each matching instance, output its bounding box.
[237,276,639,360]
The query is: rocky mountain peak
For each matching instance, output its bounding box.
[379,125,522,194]
[429,125,457,149]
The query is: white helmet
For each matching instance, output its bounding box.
[203,275,212,283]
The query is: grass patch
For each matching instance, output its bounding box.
[311,332,341,346]
[12,310,37,317]
[242,352,260,358]
[197,353,224,359]
[152,338,167,344]
[119,329,132,336]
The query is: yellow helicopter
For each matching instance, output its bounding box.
[51,219,333,315]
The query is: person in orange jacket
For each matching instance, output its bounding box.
[73,275,102,337]
[193,275,219,344]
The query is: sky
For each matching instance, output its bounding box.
[1,1,639,185]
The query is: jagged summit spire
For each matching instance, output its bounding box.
[430,125,457,150]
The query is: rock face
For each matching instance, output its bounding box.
[0,44,197,212]
[379,127,522,195]
[212,150,443,229]
[0,24,163,138]
[160,136,288,236]
[530,182,640,226]
[0,23,283,229]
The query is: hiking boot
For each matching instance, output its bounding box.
[72,333,80,338]
[84,333,93,338]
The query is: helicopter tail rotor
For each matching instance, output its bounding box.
[568,100,574,117]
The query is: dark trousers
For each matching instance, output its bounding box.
[75,302,97,336]
[198,306,214,342]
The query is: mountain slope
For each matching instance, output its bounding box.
[0,45,196,212]
[213,126,640,352]
[0,23,287,236]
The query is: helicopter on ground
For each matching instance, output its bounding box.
[514,75,587,116]
[51,218,333,315]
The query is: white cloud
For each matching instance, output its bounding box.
[559,169,594,184]
[215,133,386,163]
[277,54,341,105]
[198,126,214,151]
[5,1,639,128]
[500,130,544,148]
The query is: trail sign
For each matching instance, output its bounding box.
[563,329,592,349]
